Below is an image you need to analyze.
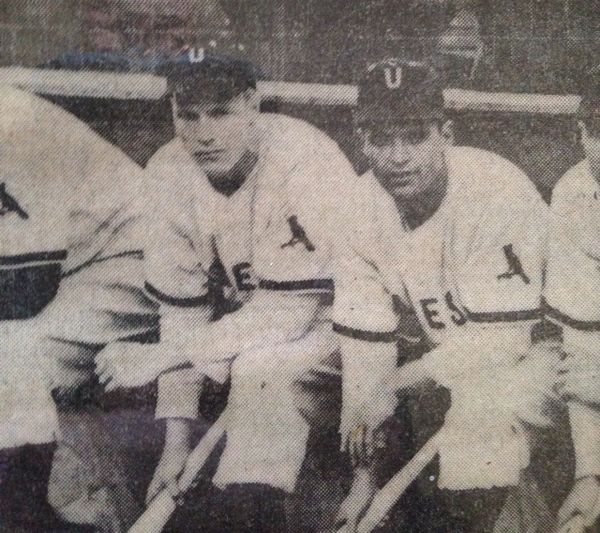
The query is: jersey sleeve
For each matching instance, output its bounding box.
[545,176,600,329]
[327,174,409,432]
[63,154,146,271]
[329,174,414,343]
[454,178,548,326]
[143,153,215,419]
[142,157,212,309]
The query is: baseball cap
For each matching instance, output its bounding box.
[157,49,259,105]
[355,59,445,126]
[577,65,600,123]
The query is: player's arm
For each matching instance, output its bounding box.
[545,180,600,528]
[332,237,406,460]
[450,181,548,361]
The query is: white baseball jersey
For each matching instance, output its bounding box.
[333,146,549,490]
[144,112,390,325]
[333,146,548,347]
[0,86,157,343]
[545,159,600,479]
[545,159,600,329]
[0,86,157,448]
[144,112,396,490]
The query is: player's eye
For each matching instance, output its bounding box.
[208,107,229,118]
[399,125,430,145]
[369,130,395,147]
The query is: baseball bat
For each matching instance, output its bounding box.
[348,432,440,533]
[555,493,600,533]
[129,413,226,533]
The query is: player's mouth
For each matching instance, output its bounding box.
[193,150,224,162]
[387,170,419,185]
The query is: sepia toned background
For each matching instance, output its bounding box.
[0,3,589,529]
[0,1,596,200]
[0,0,598,90]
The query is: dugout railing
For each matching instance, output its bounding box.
[0,66,583,201]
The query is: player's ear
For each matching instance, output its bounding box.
[355,126,370,155]
[578,121,587,143]
[243,88,261,112]
[440,119,454,143]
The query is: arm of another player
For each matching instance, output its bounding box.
[545,176,600,529]
[96,288,327,390]
[95,180,213,390]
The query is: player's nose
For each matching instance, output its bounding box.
[389,139,412,166]
[194,118,219,146]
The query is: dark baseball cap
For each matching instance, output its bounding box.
[355,59,445,126]
[157,49,259,105]
[577,65,600,123]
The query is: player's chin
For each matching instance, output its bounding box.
[195,157,230,175]
[389,182,421,198]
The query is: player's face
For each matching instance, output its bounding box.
[361,120,449,200]
[173,91,259,181]
[580,121,600,183]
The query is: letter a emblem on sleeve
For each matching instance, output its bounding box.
[384,67,402,89]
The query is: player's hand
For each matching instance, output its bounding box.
[342,394,394,467]
[556,476,600,532]
[507,347,561,428]
[334,467,377,533]
[557,349,600,407]
[345,422,375,468]
[146,441,190,505]
[95,342,175,391]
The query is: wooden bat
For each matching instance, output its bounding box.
[555,493,600,533]
[129,413,226,533]
[336,432,440,533]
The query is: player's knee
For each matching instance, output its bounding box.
[45,339,100,393]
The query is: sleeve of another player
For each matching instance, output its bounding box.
[143,158,213,419]
[546,176,600,479]
[329,175,404,433]
[455,175,547,329]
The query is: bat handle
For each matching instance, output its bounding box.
[128,413,227,533]
[129,492,175,533]
[356,432,440,533]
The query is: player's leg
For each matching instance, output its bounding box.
[43,257,160,531]
[47,337,144,531]
[210,333,339,531]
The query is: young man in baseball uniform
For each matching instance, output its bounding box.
[546,69,600,532]
[0,85,159,531]
[332,59,556,533]
[97,54,393,531]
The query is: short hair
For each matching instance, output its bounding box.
[158,52,259,105]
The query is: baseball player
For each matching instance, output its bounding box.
[96,53,394,531]
[546,69,600,531]
[0,84,158,531]
[331,59,555,532]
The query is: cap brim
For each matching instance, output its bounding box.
[354,102,444,126]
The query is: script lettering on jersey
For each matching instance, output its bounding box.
[0,183,29,219]
[420,291,467,330]
[497,244,530,284]
[281,215,315,252]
